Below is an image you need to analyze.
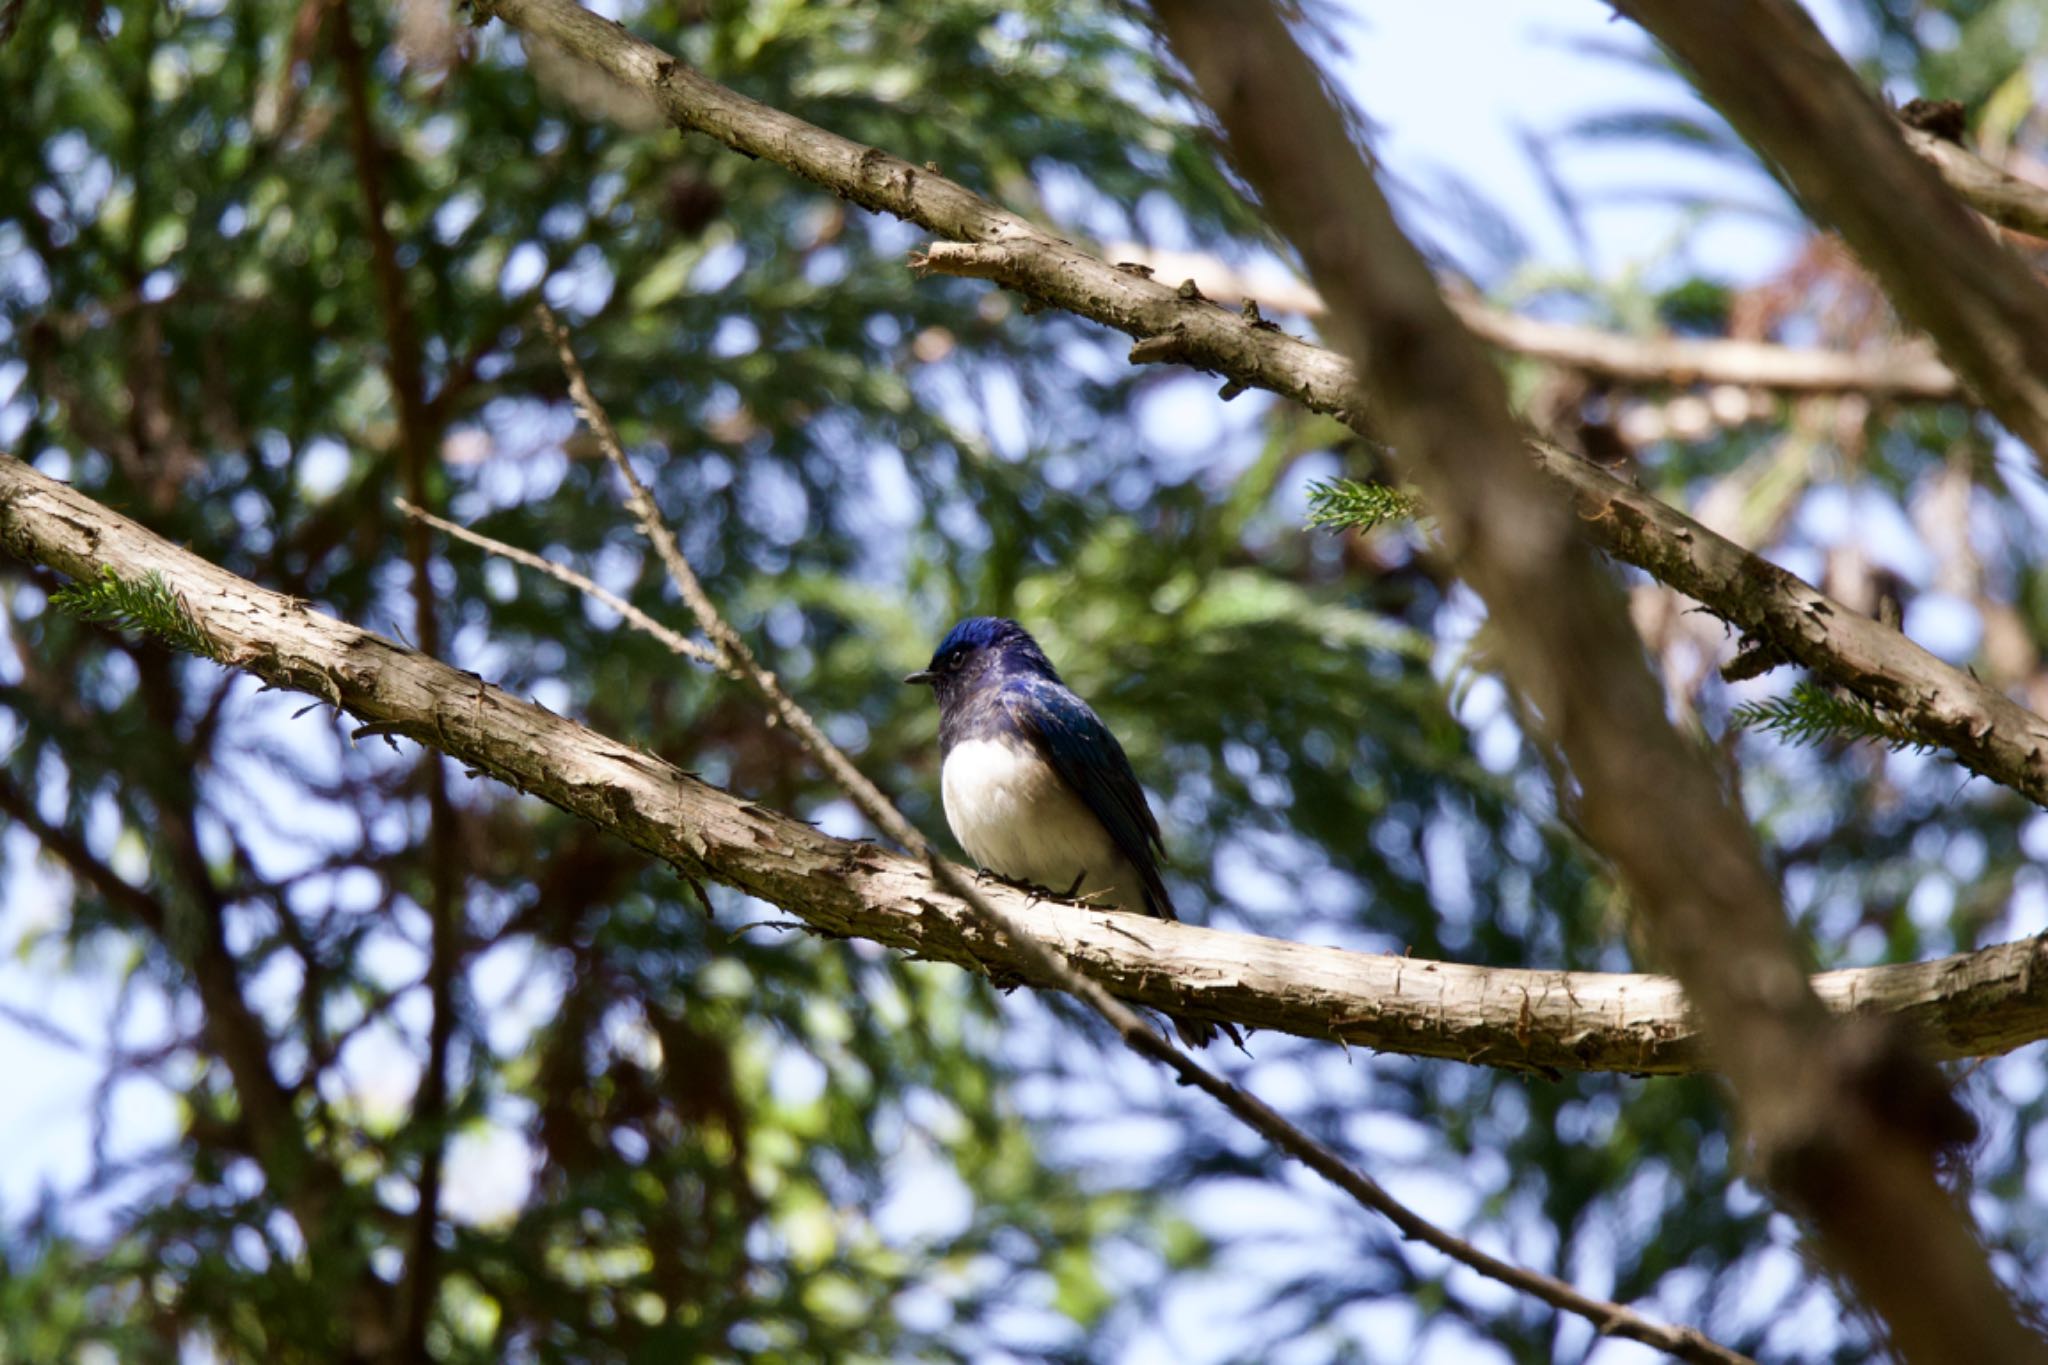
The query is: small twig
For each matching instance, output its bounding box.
[393,497,720,668]
[534,303,1747,1365]
[0,999,89,1053]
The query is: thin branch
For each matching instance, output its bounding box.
[464,0,2048,812]
[1612,0,2048,464]
[392,497,720,667]
[532,312,1751,1365]
[1148,4,2042,1362]
[1083,241,1963,400]
[0,765,371,1325]
[1455,296,1955,398]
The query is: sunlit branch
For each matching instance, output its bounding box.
[8,440,2048,1365]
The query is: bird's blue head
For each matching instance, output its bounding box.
[904,616,1059,709]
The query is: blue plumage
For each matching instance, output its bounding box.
[1000,672,1174,920]
[906,616,1232,1047]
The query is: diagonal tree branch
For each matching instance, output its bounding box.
[499,310,1748,1364]
[1146,3,2043,1361]
[464,0,2048,815]
[390,490,2048,1077]
[5,423,2048,1360]
[1611,0,2048,463]
[4,448,2045,1071]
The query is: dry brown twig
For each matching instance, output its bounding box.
[503,306,1755,1365]
[392,496,720,668]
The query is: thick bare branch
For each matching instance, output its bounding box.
[1612,0,2048,463]
[8,451,2048,1073]
[462,0,2048,809]
[393,488,2048,1079]
[0,434,2033,1352]
[1149,4,2043,1360]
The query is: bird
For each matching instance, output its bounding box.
[905,616,1235,1049]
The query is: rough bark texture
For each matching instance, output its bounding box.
[464,0,2048,811]
[7,450,2048,1080]
[1614,0,2048,463]
[1149,3,2045,1361]
[1525,438,2048,805]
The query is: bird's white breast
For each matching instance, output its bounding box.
[941,736,1140,906]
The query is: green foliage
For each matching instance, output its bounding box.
[50,566,220,660]
[1729,681,1937,754]
[4,0,2046,1361]
[1303,477,1425,534]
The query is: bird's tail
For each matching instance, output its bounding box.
[1169,1011,1244,1051]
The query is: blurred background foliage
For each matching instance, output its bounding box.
[0,0,2044,1361]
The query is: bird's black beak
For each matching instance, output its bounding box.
[903,669,936,686]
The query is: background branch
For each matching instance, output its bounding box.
[1147,4,2042,1360]
[334,7,462,1350]
[1091,241,1964,400]
[1613,0,2048,463]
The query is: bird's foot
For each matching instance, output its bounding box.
[977,868,1055,901]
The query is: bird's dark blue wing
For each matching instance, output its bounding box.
[1000,676,1176,920]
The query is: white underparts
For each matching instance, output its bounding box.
[941,736,1143,908]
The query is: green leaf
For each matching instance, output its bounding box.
[50,567,221,661]
[1304,477,1425,534]
[1730,681,1936,753]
